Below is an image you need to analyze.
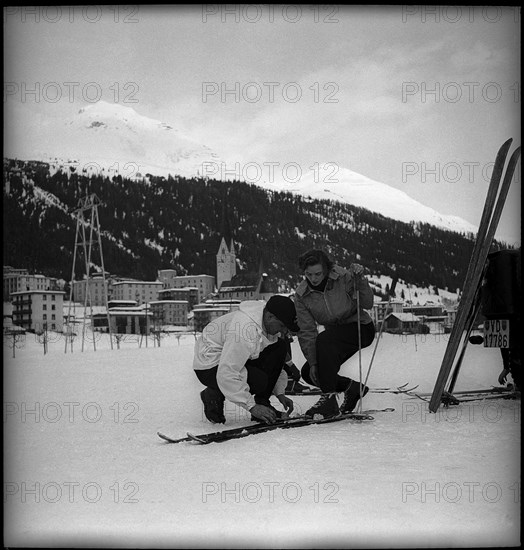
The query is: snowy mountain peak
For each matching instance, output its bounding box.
[6,101,221,179]
[76,101,175,133]
[78,100,138,118]
[262,165,479,236]
[5,101,479,236]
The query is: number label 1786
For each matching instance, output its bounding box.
[483,319,510,348]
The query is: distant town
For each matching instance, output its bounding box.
[3,231,457,341]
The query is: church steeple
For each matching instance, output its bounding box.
[216,237,236,290]
[216,188,236,290]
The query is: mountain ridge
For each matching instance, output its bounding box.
[6,101,480,237]
[5,157,507,297]
[260,166,478,235]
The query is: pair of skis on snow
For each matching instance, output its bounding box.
[410,386,519,406]
[285,382,418,396]
[429,139,521,412]
[158,408,395,445]
[157,383,404,445]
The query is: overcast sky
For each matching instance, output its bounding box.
[4,5,521,243]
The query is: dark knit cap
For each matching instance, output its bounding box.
[266,295,300,332]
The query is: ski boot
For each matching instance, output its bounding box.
[340,381,369,413]
[305,393,339,419]
[200,387,226,424]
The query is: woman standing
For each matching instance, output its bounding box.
[294,249,375,418]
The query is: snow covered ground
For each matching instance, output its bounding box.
[3,327,520,548]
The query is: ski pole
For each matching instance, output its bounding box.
[355,274,363,413]
[363,275,398,389]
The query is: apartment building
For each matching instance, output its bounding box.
[371,299,404,326]
[158,287,198,310]
[149,300,189,327]
[11,290,65,332]
[71,275,110,307]
[111,280,163,304]
[3,266,57,301]
[157,271,215,302]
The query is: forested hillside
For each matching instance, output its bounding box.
[4,158,508,294]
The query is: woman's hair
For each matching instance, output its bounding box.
[298,249,334,272]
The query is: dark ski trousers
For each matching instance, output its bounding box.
[301,322,375,392]
[195,338,288,404]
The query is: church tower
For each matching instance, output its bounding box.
[216,237,236,290]
[216,186,237,291]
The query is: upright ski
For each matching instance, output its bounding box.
[429,139,519,412]
[445,144,520,396]
[446,272,487,393]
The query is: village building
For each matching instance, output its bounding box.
[371,299,404,325]
[148,300,189,327]
[10,289,65,332]
[3,266,59,301]
[71,273,110,307]
[111,280,163,304]
[158,287,198,311]
[215,236,279,301]
[108,306,153,335]
[383,312,429,334]
[157,270,214,303]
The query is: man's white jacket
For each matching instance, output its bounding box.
[193,300,288,411]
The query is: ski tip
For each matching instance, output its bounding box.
[495,138,514,162]
[187,432,207,444]
[498,138,513,153]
